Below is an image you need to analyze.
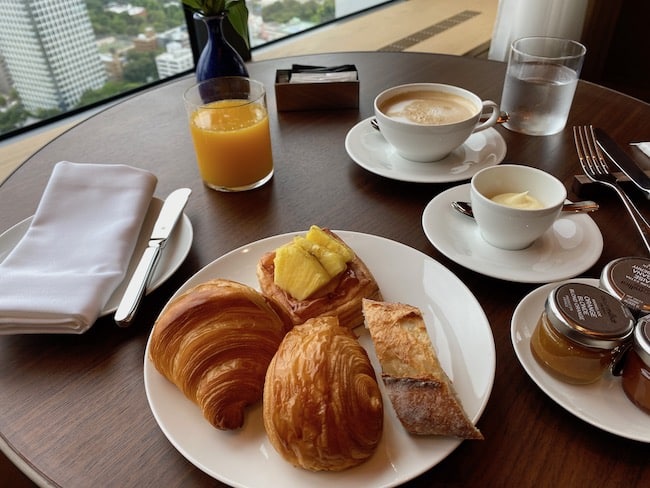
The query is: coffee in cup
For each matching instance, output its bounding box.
[378,90,476,125]
[374,83,500,162]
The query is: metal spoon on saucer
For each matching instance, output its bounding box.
[452,200,599,219]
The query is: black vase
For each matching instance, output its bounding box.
[194,12,249,81]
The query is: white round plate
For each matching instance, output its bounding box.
[144,231,495,488]
[0,198,193,316]
[344,116,506,183]
[511,278,650,442]
[422,184,603,283]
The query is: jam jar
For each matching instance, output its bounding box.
[621,319,650,414]
[530,282,635,384]
[600,257,650,317]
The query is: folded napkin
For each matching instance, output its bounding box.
[632,142,650,158]
[0,162,157,334]
[288,64,358,83]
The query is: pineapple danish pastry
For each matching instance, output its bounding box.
[256,225,382,329]
[263,315,384,471]
[149,279,291,430]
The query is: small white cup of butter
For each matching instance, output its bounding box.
[469,164,567,250]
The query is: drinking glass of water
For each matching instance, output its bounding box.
[500,37,586,136]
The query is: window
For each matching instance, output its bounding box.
[0,0,393,141]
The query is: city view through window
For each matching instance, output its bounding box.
[0,0,386,140]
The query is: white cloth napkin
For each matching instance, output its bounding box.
[632,142,650,158]
[0,162,157,334]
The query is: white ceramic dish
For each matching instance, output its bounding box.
[144,231,496,488]
[344,116,506,183]
[422,184,603,283]
[0,197,193,316]
[511,278,650,442]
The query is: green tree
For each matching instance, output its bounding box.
[33,107,62,119]
[77,80,141,108]
[87,0,187,37]
[0,103,28,134]
[263,0,302,23]
[108,15,129,35]
[148,10,167,30]
[262,0,334,24]
[123,51,159,83]
[314,0,334,23]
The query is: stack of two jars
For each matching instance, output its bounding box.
[531,257,650,414]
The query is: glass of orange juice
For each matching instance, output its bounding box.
[183,77,273,192]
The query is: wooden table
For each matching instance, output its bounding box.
[1,52,649,487]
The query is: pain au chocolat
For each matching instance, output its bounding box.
[263,315,384,471]
[256,226,382,329]
[148,279,291,430]
[362,299,483,440]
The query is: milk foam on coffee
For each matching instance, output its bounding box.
[379,90,476,125]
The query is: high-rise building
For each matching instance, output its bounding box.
[0,0,107,113]
[155,42,194,79]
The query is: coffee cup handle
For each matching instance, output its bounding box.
[472,100,499,133]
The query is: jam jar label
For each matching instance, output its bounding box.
[609,258,650,311]
[555,283,633,338]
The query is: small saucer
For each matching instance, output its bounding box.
[421,184,603,283]
[512,278,650,442]
[344,116,506,183]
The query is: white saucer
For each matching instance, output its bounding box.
[512,278,650,442]
[421,184,603,283]
[0,198,193,317]
[344,116,506,183]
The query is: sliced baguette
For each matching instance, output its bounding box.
[362,299,483,440]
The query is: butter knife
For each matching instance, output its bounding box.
[595,128,650,197]
[114,188,191,327]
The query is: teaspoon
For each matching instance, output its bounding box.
[451,200,599,219]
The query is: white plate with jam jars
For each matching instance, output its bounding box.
[511,278,650,442]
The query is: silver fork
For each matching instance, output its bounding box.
[573,125,650,254]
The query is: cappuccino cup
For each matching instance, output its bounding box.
[374,83,500,162]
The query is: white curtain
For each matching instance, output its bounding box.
[488,0,589,61]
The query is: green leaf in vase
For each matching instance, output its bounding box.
[183,0,250,50]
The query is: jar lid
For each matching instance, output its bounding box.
[546,282,635,349]
[600,257,650,314]
[633,318,650,367]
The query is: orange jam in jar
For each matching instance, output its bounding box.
[530,282,635,384]
[621,319,650,414]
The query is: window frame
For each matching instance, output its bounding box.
[1,1,395,143]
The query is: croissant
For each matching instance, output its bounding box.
[362,299,483,439]
[257,229,382,329]
[149,279,291,430]
[263,315,383,471]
